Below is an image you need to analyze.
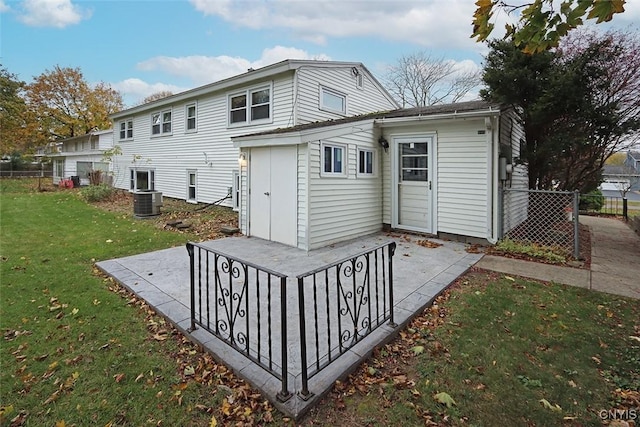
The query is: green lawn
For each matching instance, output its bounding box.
[300,271,639,426]
[0,182,280,426]
[2,181,639,426]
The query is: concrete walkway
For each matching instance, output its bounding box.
[96,233,482,419]
[477,216,640,299]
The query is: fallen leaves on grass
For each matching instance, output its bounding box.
[95,273,277,426]
[433,391,456,408]
[539,398,562,412]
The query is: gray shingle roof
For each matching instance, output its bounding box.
[236,100,500,138]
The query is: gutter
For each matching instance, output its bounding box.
[374,108,501,126]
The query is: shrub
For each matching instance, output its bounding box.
[494,238,568,263]
[79,184,114,202]
[579,189,604,211]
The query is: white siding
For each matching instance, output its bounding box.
[306,123,382,249]
[500,109,529,233]
[295,66,397,125]
[297,144,308,249]
[239,160,248,235]
[112,74,296,205]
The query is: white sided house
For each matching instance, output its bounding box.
[49,129,114,186]
[232,101,528,251]
[108,60,398,210]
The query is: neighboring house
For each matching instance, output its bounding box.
[232,100,527,250]
[601,151,640,192]
[626,150,640,171]
[48,129,114,186]
[108,60,399,209]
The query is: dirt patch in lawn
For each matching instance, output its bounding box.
[92,190,239,242]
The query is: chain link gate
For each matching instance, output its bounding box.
[499,188,580,259]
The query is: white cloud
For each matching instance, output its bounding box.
[111,78,186,107]
[190,0,484,51]
[18,0,89,28]
[136,45,331,86]
[0,1,10,13]
[114,46,329,105]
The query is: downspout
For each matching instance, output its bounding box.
[485,116,499,244]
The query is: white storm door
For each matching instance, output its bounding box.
[395,138,433,233]
[249,146,297,246]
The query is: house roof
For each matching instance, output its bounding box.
[603,164,640,177]
[232,100,501,146]
[111,59,397,119]
[603,165,628,175]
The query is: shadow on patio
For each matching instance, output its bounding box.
[96,232,482,419]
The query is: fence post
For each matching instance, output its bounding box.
[186,243,196,332]
[497,186,504,239]
[387,242,397,328]
[297,277,312,400]
[573,190,580,259]
[623,198,628,221]
[276,276,292,402]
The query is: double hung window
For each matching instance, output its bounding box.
[229,85,271,126]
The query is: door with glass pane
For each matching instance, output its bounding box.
[395,137,432,232]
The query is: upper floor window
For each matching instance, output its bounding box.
[321,142,346,176]
[228,84,272,126]
[119,119,133,140]
[186,103,197,132]
[152,110,172,136]
[320,86,346,114]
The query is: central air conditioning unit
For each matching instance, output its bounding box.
[133,191,163,217]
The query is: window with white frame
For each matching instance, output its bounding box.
[228,85,271,126]
[129,168,155,191]
[320,86,346,114]
[321,143,346,176]
[151,110,171,135]
[232,170,240,211]
[54,159,64,178]
[119,119,133,140]
[186,103,197,132]
[358,148,375,176]
[187,170,197,202]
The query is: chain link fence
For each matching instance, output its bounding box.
[500,188,580,259]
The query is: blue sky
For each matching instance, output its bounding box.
[2,0,639,107]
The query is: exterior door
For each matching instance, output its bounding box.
[249,146,297,246]
[394,137,433,233]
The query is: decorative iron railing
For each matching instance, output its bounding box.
[186,240,397,401]
[186,242,291,402]
[295,241,397,399]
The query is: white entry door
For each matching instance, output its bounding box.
[394,137,433,233]
[249,146,297,246]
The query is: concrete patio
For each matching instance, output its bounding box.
[96,232,482,419]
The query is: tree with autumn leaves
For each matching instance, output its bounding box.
[472,0,626,53]
[1,65,123,156]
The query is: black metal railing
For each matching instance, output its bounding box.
[295,241,397,399]
[186,242,291,402]
[580,194,634,220]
